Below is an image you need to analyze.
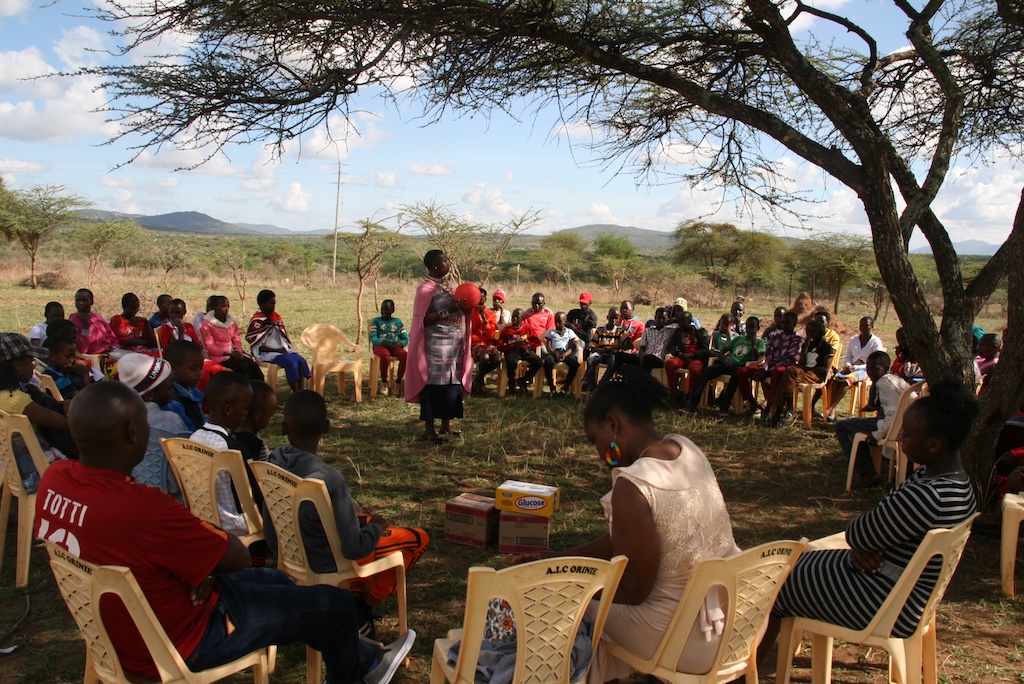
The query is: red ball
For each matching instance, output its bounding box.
[454,282,482,310]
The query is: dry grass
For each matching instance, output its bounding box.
[0,273,1019,683]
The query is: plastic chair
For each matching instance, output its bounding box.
[844,381,927,492]
[368,322,399,398]
[776,514,978,684]
[605,540,804,684]
[249,461,408,684]
[35,373,65,402]
[44,540,271,684]
[0,410,50,587]
[1002,492,1024,597]
[255,360,279,389]
[430,555,628,684]
[793,380,829,427]
[300,324,362,402]
[533,346,586,399]
[160,438,265,549]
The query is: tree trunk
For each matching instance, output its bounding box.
[29,248,38,289]
[355,278,366,345]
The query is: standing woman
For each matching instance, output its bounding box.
[405,250,472,444]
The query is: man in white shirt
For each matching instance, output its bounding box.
[541,312,580,396]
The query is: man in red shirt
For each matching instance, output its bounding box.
[521,292,555,339]
[35,382,413,684]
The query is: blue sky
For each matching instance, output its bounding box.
[1,0,1021,248]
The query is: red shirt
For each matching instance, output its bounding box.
[498,322,540,351]
[35,460,228,678]
[159,321,200,350]
[110,315,153,347]
[471,307,498,348]
[521,308,555,340]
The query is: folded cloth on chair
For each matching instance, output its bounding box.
[448,614,594,684]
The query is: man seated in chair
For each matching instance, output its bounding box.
[265,390,429,642]
[581,307,621,391]
[764,319,833,427]
[34,382,414,684]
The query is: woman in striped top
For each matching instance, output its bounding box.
[769,379,978,640]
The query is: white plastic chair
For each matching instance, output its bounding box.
[430,555,628,684]
[45,540,270,684]
[0,409,50,587]
[776,514,978,684]
[300,324,362,402]
[844,381,927,492]
[1001,492,1024,597]
[605,540,805,683]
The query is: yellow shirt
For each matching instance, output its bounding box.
[823,329,842,371]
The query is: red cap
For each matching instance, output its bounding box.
[579,292,593,304]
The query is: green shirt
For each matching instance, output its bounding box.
[724,334,765,366]
[370,316,408,348]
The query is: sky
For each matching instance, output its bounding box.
[1,0,1022,249]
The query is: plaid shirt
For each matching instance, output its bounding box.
[764,331,803,368]
[423,286,466,385]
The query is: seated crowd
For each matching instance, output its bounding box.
[3,281,1013,684]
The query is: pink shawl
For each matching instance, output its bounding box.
[404,278,473,405]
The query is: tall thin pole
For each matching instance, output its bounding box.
[332,159,342,284]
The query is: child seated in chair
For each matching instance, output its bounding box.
[470,288,501,396]
[188,371,253,537]
[164,340,207,432]
[696,316,765,415]
[246,289,311,392]
[266,390,430,640]
[582,307,621,391]
[201,295,264,381]
[111,292,159,352]
[497,308,542,396]
[42,336,92,399]
[370,299,409,397]
[70,288,118,355]
[835,351,911,489]
[541,312,580,396]
[634,307,677,372]
[764,319,833,427]
[232,380,278,464]
[29,301,63,347]
[116,352,186,501]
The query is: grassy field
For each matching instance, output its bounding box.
[0,269,1020,683]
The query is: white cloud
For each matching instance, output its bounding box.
[0,0,29,18]
[409,161,454,176]
[552,120,599,142]
[462,183,514,218]
[0,47,53,91]
[55,25,106,69]
[288,111,394,161]
[0,75,114,141]
[0,157,45,174]
[107,187,139,214]
[99,176,136,189]
[585,203,616,221]
[271,182,311,213]
[374,171,397,187]
[504,171,517,183]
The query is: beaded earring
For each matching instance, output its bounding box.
[605,439,622,468]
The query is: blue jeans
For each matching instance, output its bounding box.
[835,417,880,477]
[584,352,615,387]
[187,568,375,684]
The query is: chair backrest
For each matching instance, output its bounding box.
[0,409,50,495]
[863,513,977,639]
[249,461,351,585]
[35,373,65,402]
[450,555,628,684]
[160,438,263,538]
[45,540,194,682]
[650,540,805,679]
[881,380,928,444]
[300,324,359,366]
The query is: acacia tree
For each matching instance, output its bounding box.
[0,185,90,288]
[672,221,746,293]
[80,0,1024,483]
[75,219,145,285]
[540,232,588,288]
[796,233,876,314]
[342,220,403,343]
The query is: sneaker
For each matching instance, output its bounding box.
[395,379,404,398]
[358,613,381,642]
[379,382,389,396]
[363,630,416,684]
[782,411,797,426]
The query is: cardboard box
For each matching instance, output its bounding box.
[444,493,498,547]
[495,480,560,517]
[498,511,551,553]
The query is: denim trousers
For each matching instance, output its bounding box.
[835,417,881,477]
[187,568,375,684]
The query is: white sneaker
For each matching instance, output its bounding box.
[379,381,389,396]
[363,630,415,684]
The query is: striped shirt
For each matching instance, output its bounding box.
[773,467,975,637]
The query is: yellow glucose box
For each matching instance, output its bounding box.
[495,480,561,517]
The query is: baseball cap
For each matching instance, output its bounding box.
[579,292,593,304]
[493,289,507,303]
[117,353,172,395]
[0,333,46,362]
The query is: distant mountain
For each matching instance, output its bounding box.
[235,222,298,235]
[553,224,675,252]
[910,240,1000,256]
[76,209,142,221]
[135,211,258,235]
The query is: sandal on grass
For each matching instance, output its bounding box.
[418,434,449,445]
